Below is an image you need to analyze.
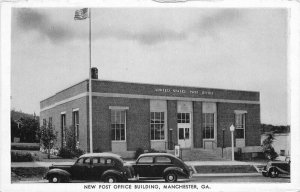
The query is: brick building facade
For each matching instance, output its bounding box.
[40,79,261,157]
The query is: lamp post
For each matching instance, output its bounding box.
[230,124,235,161]
[222,128,225,158]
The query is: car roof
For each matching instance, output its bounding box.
[79,152,122,159]
[138,153,177,158]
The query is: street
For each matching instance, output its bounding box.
[13,175,290,183]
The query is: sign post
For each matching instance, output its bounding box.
[230,124,235,161]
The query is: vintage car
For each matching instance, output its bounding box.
[132,153,193,182]
[44,153,134,183]
[262,156,290,178]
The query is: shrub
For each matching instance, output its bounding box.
[11,143,40,151]
[11,151,34,162]
[261,133,278,160]
[135,148,144,159]
[74,148,85,157]
[57,148,74,158]
[57,147,85,158]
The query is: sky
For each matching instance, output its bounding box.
[11,7,288,125]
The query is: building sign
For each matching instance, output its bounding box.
[154,88,214,96]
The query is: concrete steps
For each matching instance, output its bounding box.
[167,148,228,161]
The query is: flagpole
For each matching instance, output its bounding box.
[88,8,93,153]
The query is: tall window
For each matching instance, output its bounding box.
[61,114,66,144]
[150,112,165,140]
[73,111,79,142]
[202,113,214,139]
[43,119,47,127]
[111,110,126,141]
[235,113,246,139]
[48,117,52,127]
[177,113,190,123]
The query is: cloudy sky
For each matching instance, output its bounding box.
[11,7,288,125]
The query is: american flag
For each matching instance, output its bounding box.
[74,8,89,20]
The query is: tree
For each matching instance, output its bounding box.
[11,118,19,142]
[261,133,278,160]
[19,117,39,143]
[38,122,57,159]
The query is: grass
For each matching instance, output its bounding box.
[195,165,258,173]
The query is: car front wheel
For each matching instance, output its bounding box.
[49,175,62,183]
[164,172,177,182]
[269,168,279,178]
[104,175,118,183]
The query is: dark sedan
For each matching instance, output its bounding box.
[262,157,290,178]
[44,153,134,183]
[132,153,193,182]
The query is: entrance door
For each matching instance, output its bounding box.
[177,113,191,148]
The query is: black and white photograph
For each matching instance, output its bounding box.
[1,1,300,191]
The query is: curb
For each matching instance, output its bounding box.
[193,173,261,177]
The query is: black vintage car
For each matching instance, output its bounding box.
[44,153,134,183]
[262,157,290,178]
[132,153,193,182]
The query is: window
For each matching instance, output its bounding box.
[150,112,165,140]
[43,119,47,127]
[111,110,126,141]
[155,156,172,164]
[73,110,79,142]
[48,117,52,127]
[235,113,246,139]
[61,113,66,144]
[138,156,153,164]
[202,113,214,139]
[106,158,115,165]
[76,158,84,164]
[83,158,91,164]
[280,150,285,156]
[177,113,190,123]
[92,158,99,164]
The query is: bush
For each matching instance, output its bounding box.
[57,148,85,158]
[135,148,144,159]
[261,133,278,160]
[11,143,40,151]
[74,148,85,157]
[11,151,34,162]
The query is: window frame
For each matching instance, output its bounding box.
[150,112,165,141]
[137,156,154,164]
[61,112,66,145]
[110,109,127,142]
[177,113,190,123]
[72,109,79,143]
[202,113,215,139]
[235,112,246,139]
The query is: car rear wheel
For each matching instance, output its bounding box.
[104,175,118,183]
[270,168,279,178]
[165,172,177,182]
[49,175,62,183]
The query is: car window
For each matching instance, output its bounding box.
[137,156,153,164]
[76,158,84,164]
[155,156,172,164]
[106,158,115,165]
[92,157,99,164]
[83,158,91,164]
[99,158,105,164]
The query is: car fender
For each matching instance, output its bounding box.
[163,167,188,177]
[269,166,289,174]
[101,169,124,180]
[45,168,71,180]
